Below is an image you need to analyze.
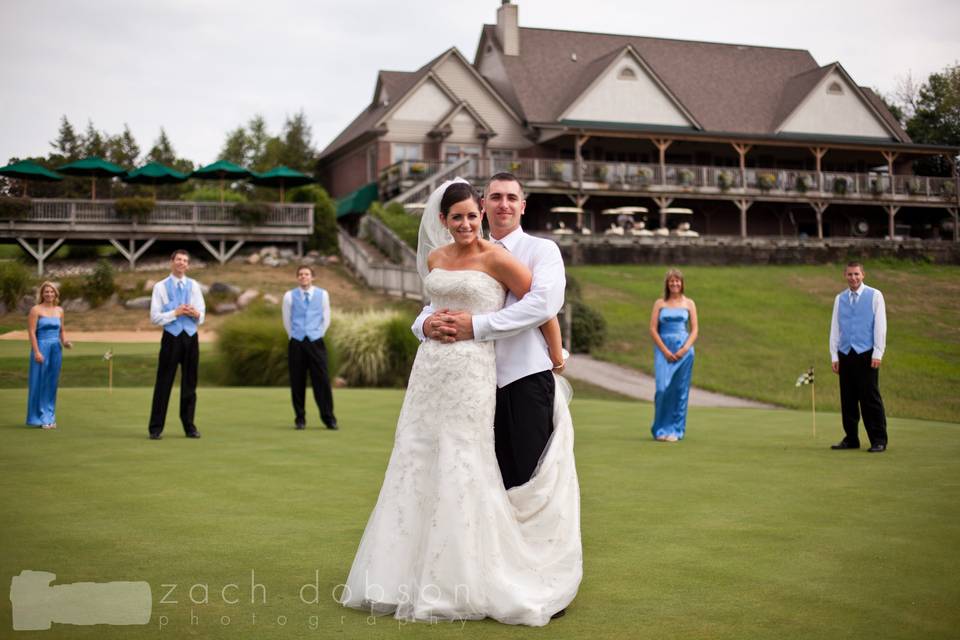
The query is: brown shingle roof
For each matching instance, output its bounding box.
[860,87,911,142]
[483,25,867,136]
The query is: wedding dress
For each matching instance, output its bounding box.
[340,268,582,626]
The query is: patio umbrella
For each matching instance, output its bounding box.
[122,162,188,197]
[0,160,63,196]
[249,165,315,203]
[190,160,252,203]
[57,156,127,200]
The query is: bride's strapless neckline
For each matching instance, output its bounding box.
[428,268,501,286]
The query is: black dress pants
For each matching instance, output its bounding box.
[494,370,555,489]
[838,349,887,447]
[148,331,199,435]
[288,337,336,427]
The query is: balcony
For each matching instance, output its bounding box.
[381,157,958,208]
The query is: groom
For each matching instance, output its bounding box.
[413,172,566,489]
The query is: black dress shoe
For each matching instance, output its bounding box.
[830,441,859,450]
[294,422,305,430]
[868,444,886,453]
[326,423,339,431]
[149,433,162,440]
[551,609,566,619]
[185,431,201,439]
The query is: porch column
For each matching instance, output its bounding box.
[948,207,958,243]
[653,195,674,230]
[810,201,828,240]
[885,205,900,239]
[881,150,899,194]
[108,238,156,270]
[732,143,752,191]
[575,134,590,191]
[16,237,65,276]
[653,138,673,186]
[566,193,591,230]
[734,198,752,238]
[809,147,828,192]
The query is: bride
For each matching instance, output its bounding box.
[339,180,582,626]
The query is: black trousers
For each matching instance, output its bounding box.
[838,349,887,447]
[494,370,555,490]
[148,332,199,435]
[288,337,336,427]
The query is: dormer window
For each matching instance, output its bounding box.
[618,67,638,81]
[827,82,843,95]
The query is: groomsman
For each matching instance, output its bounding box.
[148,249,205,440]
[829,261,888,452]
[282,265,337,430]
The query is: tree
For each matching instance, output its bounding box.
[247,115,272,171]
[279,110,317,173]
[220,126,249,166]
[147,128,177,165]
[906,64,960,176]
[50,116,81,162]
[81,120,108,158]
[106,124,140,168]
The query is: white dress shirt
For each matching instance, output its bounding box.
[282,286,331,338]
[829,283,887,362]
[412,227,566,387]
[150,274,206,327]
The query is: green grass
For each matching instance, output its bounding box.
[568,263,960,423]
[1,387,957,639]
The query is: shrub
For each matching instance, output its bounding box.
[832,177,848,195]
[795,175,810,193]
[409,162,427,175]
[232,202,270,226]
[289,185,339,255]
[368,201,420,250]
[181,187,247,203]
[114,196,155,221]
[756,173,777,191]
[0,260,31,308]
[217,305,290,386]
[0,197,31,220]
[942,181,956,197]
[57,277,85,302]
[678,169,695,186]
[550,163,565,180]
[330,310,418,387]
[570,300,607,353]
[906,179,923,195]
[870,178,885,196]
[592,165,608,180]
[717,171,733,191]
[84,259,115,306]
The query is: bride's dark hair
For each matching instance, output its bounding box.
[440,182,480,216]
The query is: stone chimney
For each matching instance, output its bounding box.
[496,0,519,56]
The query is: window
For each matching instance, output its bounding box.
[617,67,638,81]
[392,143,422,163]
[827,82,843,95]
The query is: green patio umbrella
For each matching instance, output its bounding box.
[249,165,316,202]
[190,160,252,203]
[122,161,188,197]
[57,156,127,200]
[0,160,63,196]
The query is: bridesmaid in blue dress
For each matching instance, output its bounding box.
[648,269,698,442]
[26,281,72,429]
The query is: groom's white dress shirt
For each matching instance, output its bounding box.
[413,227,565,387]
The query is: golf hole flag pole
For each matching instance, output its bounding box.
[795,367,815,438]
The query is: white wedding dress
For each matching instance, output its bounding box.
[340,269,582,626]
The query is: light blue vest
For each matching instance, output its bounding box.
[290,288,325,341]
[163,276,198,337]
[837,286,875,355]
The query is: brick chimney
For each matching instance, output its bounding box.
[496,0,519,56]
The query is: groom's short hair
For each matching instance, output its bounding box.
[296,265,315,276]
[487,172,525,198]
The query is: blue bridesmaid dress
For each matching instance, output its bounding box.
[26,316,63,426]
[651,307,694,440]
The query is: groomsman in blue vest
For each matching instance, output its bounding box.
[829,261,888,452]
[148,249,205,440]
[282,265,337,430]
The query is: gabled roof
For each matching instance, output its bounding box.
[478,25,895,137]
[320,47,521,160]
[430,101,496,139]
[772,62,908,141]
[555,44,702,129]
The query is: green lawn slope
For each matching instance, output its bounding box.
[569,263,960,423]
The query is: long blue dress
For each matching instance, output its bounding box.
[26,316,63,426]
[651,307,694,440]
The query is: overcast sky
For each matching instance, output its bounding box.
[2,0,957,166]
